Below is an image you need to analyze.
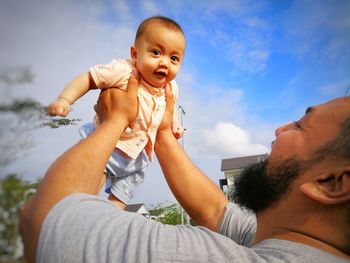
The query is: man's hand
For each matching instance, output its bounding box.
[96,76,139,126]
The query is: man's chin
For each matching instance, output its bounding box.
[232,158,300,214]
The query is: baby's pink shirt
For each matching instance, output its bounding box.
[90,59,179,161]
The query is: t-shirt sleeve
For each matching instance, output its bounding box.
[37,194,259,263]
[90,59,133,89]
[220,202,257,247]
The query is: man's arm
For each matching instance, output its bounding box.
[20,77,139,263]
[154,89,229,232]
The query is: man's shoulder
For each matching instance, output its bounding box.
[253,239,349,263]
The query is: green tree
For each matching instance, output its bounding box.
[226,184,235,202]
[0,66,81,166]
[0,174,39,263]
[0,66,79,262]
[0,98,81,167]
[149,203,196,226]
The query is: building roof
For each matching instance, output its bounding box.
[221,154,268,171]
[126,203,148,213]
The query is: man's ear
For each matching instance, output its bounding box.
[130,46,137,64]
[300,168,350,205]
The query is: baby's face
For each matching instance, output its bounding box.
[131,24,185,88]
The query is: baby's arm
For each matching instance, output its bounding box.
[48,72,96,117]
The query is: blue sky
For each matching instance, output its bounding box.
[1,0,349,205]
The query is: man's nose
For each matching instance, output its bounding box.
[274,122,294,137]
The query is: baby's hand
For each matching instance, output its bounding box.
[172,122,184,139]
[48,98,71,117]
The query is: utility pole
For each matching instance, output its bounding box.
[178,105,185,149]
[178,105,191,225]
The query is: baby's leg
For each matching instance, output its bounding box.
[98,173,106,192]
[99,174,126,209]
[107,194,127,209]
[105,149,148,207]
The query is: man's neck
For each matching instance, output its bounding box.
[256,227,350,260]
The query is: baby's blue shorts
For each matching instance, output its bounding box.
[79,123,148,204]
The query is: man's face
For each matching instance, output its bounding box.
[232,97,350,213]
[269,97,350,162]
[132,23,185,88]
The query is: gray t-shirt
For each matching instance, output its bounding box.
[37,194,348,262]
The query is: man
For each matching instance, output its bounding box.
[20,76,350,262]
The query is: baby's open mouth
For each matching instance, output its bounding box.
[154,71,167,77]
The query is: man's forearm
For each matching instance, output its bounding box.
[155,130,229,231]
[21,76,139,263]
[20,118,127,263]
[46,120,125,192]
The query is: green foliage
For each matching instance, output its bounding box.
[0,99,41,113]
[48,118,81,129]
[0,98,81,129]
[148,202,195,226]
[0,98,81,167]
[226,185,235,202]
[149,203,181,225]
[0,174,39,263]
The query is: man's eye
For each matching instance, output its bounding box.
[152,50,160,55]
[294,121,302,129]
[171,56,179,62]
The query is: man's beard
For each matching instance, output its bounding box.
[231,158,302,214]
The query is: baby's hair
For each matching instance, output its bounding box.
[134,16,184,46]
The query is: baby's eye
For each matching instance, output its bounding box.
[171,56,180,62]
[151,49,161,56]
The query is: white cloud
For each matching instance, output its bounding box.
[242,16,267,29]
[168,71,273,186]
[140,0,160,15]
[195,15,271,75]
[0,0,279,205]
[283,0,350,63]
[113,0,131,19]
[0,0,188,205]
[202,122,269,156]
[194,0,266,18]
[320,79,350,96]
[0,0,135,183]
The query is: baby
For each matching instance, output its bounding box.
[48,16,185,207]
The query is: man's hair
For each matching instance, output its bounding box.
[317,116,350,161]
[134,16,184,46]
[304,97,350,168]
[312,96,350,163]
